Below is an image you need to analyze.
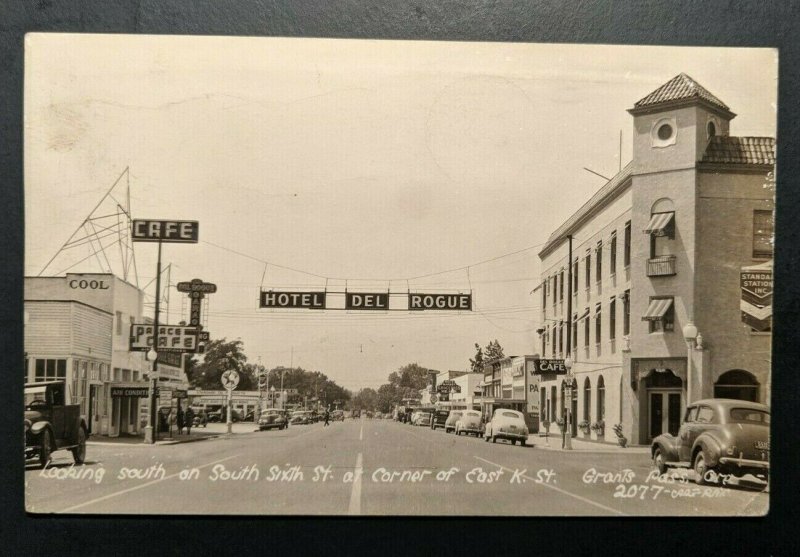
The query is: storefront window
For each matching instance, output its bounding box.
[34,359,67,382]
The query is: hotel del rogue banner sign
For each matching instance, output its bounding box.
[259,290,472,311]
[741,262,772,332]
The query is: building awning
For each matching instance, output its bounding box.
[642,298,673,321]
[643,212,674,236]
[578,307,590,320]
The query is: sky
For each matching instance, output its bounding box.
[24,34,777,391]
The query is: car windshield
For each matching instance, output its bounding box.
[729,408,770,424]
[25,391,48,407]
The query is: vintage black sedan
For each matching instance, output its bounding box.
[25,381,88,468]
[258,409,288,431]
[651,398,769,485]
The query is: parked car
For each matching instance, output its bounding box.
[651,398,770,485]
[332,410,345,421]
[484,409,528,446]
[415,412,432,427]
[430,409,450,430]
[25,381,88,467]
[444,411,463,433]
[455,410,485,437]
[290,411,314,425]
[258,409,288,431]
[192,409,209,428]
[207,408,241,423]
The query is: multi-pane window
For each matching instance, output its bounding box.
[609,297,617,340]
[585,251,591,288]
[571,314,578,352]
[552,275,557,307]
[753,210,774,259]
[624,221,632,267]
[583,378,591,423]
[623,290,630,335]
[597,375,606,421]
[542,280,547,309]
[596,241,603,282]
[541,329,547,356]
[34,359,67,382]
[583,312,590,347]
[648,297,675,333]
[595,303,602,344]
[610,232,617,275]
[573,258,579,293]
[559,269,564,302]
[558,321,564,354]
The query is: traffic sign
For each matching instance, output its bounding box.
[430,394,438,403]
[221,370,240,391]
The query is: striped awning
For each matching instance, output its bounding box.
[642,298,673,321]
[644,212,674,236]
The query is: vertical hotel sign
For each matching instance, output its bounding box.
[741,261,772,332]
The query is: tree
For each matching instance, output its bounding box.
[186,338,255,390]
[484,339,505,362]
[351,388,378,411]
[469,343,484,373]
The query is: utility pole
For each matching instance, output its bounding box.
[564,234,574,450]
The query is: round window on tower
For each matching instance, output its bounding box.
[651,117,677,148]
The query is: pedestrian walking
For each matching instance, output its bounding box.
[324,408,330,427]
[176,405,184,435]
[185,406,195,435]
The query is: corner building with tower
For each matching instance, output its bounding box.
[536,74,774,446]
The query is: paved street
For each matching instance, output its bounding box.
[26,418,768,516]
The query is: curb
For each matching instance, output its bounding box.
[87,435,220,447]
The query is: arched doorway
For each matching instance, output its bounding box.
[644,369,683,440]
[714,370,759,402]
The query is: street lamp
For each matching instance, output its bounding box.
[563,356,573,450]
[144,348,158,444]
[683,322,698,404]
[270,386,275,409]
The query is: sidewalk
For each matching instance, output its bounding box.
[531,434,651,454]
[86,422,257,447]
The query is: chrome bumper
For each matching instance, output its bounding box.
[719,456,770,469]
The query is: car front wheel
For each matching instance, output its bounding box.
[694,450,711,485]
[39,430,52,468]
[72,426,87,464]
[653,447,667,475]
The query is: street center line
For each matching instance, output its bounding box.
[58,454,242,513]
[348,452,363,515]
[359,423,363,441]
[474,456,627,516]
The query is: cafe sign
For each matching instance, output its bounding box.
[532,358,568,374]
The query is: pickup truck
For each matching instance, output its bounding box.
[651,398,769,485]
[25,381,88,468]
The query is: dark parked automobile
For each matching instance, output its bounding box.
[290,411,314,425]
[651,399,770,485]
[258,409,288,431]
[430,409,450,430]
[25,381,88,468]
[208,408,241,423]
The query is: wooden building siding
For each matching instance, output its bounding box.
[24,302,73,355]
[71,303,113,359]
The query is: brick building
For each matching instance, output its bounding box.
[536,74,774,445]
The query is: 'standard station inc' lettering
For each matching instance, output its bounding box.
[260,291,326,309]
[408,293,472,311]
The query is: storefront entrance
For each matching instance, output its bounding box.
[648,391,682,439]
[645,369,683,440]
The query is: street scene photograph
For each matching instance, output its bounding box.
[23,34,775,516]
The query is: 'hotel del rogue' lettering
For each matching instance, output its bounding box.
[260,291,326,309]
[408,293,472,311]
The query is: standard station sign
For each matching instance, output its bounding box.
[408,293,472,311]
[260,290,326,309]
[346,292,389,310]
[130,324,199,352]
[132,219,199,243]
